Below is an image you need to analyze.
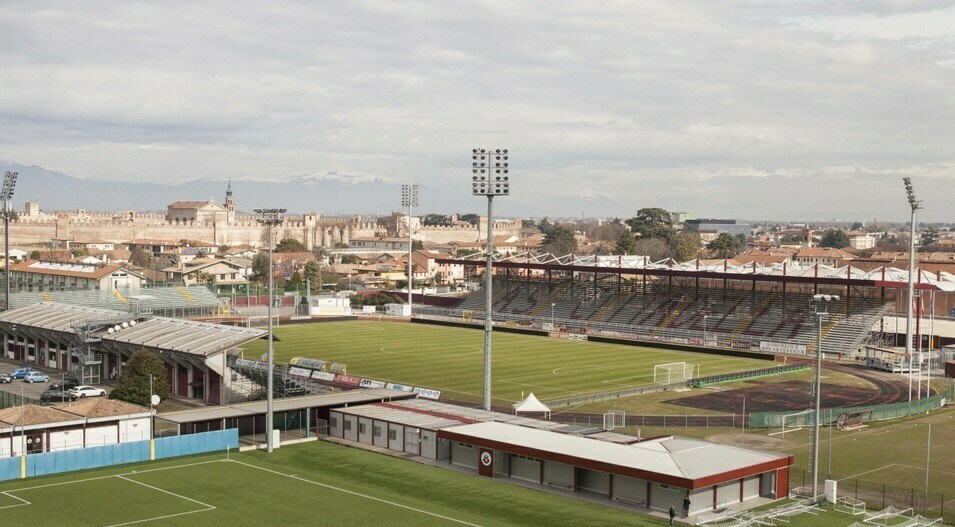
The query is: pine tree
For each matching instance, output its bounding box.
[109,350,170,406]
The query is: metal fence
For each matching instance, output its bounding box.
[689,364,808,387]
[0,390,47,410]
[750,385,955,428]
[788,467,951,524]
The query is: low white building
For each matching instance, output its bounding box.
[0,398,151,456]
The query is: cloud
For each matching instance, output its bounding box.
[0,1,953,220]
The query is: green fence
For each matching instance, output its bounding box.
[749,385,954,429]
[0,390,47,410]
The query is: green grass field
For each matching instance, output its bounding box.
[0,441,668,527]
[0,439,908,527]
[242,320,771,405]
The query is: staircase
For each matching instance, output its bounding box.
[730,292,776,339]
[112,289,128,304]
[651,294,697,337]
[177,286,198,305]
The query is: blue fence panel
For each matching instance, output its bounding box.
[154,429,238,460]
[26,439,151,478]
[0,456,19,482]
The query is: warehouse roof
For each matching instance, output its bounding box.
[439,421,790,489]
[0,302,265,357]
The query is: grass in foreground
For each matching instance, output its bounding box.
[242,320,770,405]
[0,440,667,527]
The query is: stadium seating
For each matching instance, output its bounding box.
[7,285,223,318]
[449,278,893,356]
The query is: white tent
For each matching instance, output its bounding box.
[513,393,551,419]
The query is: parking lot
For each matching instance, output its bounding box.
[0,358,112,401]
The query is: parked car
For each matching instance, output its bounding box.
[0,372,11,384]
[49,377,80,392]
[10,367,34,379]
[40,388,73,402]
[69,386,106,398]
[23,372,50,383]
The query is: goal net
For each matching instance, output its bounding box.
[603,410,626,431]
[653,362,696,384]
[772,409,814,437]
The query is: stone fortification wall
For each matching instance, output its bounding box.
[8,214,385,250]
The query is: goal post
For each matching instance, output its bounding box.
[603,410,626,431]
[771,409,814,437]
[653,362,696,384]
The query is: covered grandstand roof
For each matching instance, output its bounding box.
[0,302,265,357]
[440,252,955,291]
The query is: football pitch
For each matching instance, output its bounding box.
[242,320,771,404]
[0,441,667,527]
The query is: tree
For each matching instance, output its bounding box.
[819,229,850,249]
[130,246,150,267]
[633,238,672,261]
[252,252,270,280]
[412,240,424,251]
[672,232,701,261]
[287,270,303,289]
[920,228,940,248]
[850,222,864,231]
[521,219,536,228]
[779,233,802,245]
[458,213,479,225]
[708,232,745,259]
[304,260,323,291]
[422,214,450,226]
[29,250,41,260]
[542,225,578,254]
[341,254,361,264]
[625,208,674,242]
[538,217,552,233]
[276,238,307,253]
[614,231,637,254]
[108,350,170,407]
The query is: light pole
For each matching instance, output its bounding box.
[2,171,18,312]
[903,177,922,402]
[811,293,838,500]
[472,147,509,411]
[703,314,708,347]
[255,207,285,453]
[402,184,419,316]
[551,303,555,329]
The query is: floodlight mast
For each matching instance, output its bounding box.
[471,148,509,411]
[2,171,17,312]
[255,207,286,453]
[811,293,838,501]
[903,178,922,402]
[402,185,419,313]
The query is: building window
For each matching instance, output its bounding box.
[344,420,352,431]
[389,429,398,441]
[456,442,472,449]
[358,422,366,435]
[373,425,382,437]
[330,416,338,428]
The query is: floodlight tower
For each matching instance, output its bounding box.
[2,171,17,312]
[472,148,510,411]
[402,185,419,314]
[811,293,838,501]
[903,177,922,402]
[255,207,285,453]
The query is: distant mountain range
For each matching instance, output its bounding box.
[0,161,553,217]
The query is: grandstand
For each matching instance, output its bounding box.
[453,277,893,356]
[432,253,949,358]
[6,285,224,318]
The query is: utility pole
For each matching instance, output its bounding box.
[903,177,922,402]
[811,294,838,500]
[402,185,418,315]
[2,171,18,312]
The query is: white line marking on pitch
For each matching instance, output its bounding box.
[229,458,484,527]
[3,459,226,493]
[839,464,898,480]
[104,475,216,527]
[0,491,31,510]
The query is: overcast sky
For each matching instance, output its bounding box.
[1,1,954,221]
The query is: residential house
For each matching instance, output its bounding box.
[8,260,146,292]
